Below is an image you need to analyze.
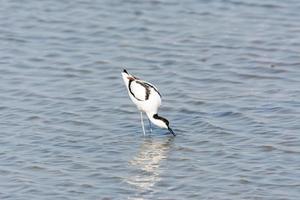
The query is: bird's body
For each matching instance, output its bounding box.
[122,69,175,136]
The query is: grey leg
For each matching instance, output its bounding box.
[148,118,152,133]
[140,112,146,136]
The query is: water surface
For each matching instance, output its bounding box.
[1,0,300,199]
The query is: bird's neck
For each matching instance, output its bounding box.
[145,111,151,117]
[146,112,156,120]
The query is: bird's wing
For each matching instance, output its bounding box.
[141,80,161,98]
[129,80,150,101]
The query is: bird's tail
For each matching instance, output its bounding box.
[123,69,129,75]
[122,69,133,88]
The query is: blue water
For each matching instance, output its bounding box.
[1,0,300,199]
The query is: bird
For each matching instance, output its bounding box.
[121,69,175,136]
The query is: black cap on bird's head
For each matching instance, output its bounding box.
[153,114,176,136]
[123,69,128,74]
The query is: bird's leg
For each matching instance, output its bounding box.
[140,112,146,136]
[148,118,152,133]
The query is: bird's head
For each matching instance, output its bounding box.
[152,114,176,136]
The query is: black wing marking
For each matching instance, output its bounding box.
[128,79,143,101]
[128,78,161,101]
[136,81,161,99]
[129,80,150,101]
[128,80,160,101]
[135,81,151,100]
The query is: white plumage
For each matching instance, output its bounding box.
[122,69,175,136]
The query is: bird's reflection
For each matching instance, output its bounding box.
[126,136,174,191]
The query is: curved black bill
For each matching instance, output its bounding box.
[168,127,176,136]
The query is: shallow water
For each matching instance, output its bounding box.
[1,0,300,199]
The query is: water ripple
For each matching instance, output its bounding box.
[1,0,300,199]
